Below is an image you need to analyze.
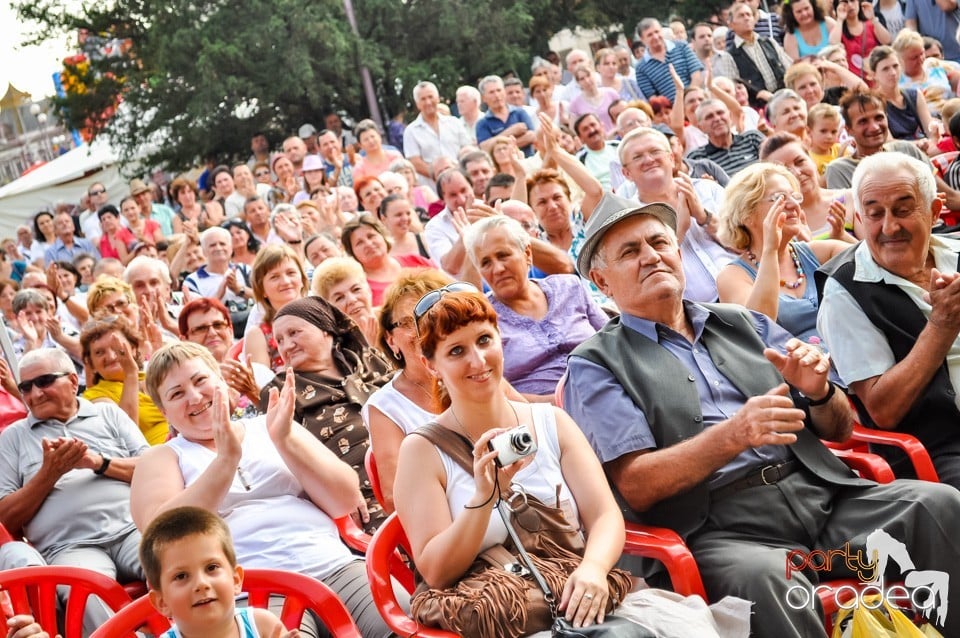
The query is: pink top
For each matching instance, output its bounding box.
[568,87,621,133]
[352,149,405,182]
[367,254,435,306]
[99,227,136,260]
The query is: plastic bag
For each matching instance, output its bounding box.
[831,595,944,638]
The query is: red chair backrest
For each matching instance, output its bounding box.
[227,339,244,361]
[365,448,387,510]
[89,568,362,638]
[365,513,455,637]
[0,566,152,638]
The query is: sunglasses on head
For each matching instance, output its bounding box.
[17,371,71,395]
[413,282,480,327]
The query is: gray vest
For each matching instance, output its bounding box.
[573,303,868,539]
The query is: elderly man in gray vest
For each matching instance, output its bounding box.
[563,192,960,638]
[818,152,960,488]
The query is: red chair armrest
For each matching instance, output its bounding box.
[831,448,895,483]
[849,425,939,482]
[335,516,371,554]
[623,523,707,599]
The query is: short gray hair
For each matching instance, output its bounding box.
[413,81,438,102]
[637,18,662,37]
[463,215,531,269]
[851,152,937,216]
[695,98,727,124]
[456,85,481,104]
[20,348,74,376]
[13,289,49,314]
[618,126,671,165]
[200,226,230,247]
[124,256,172,285]
[270,203,300,228]
[478,75,504,96]
[766,89,805,124]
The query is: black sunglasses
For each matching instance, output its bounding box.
[413,282,480,327]
[17,371,71,395]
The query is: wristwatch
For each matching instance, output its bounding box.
[94,455,112,475]
[699,211,714,227]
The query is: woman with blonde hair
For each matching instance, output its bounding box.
[311,256,380,347]
[716,162,849,341]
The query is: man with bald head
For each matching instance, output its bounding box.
[282,135,309,176]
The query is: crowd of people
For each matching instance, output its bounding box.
[5,0,960,635]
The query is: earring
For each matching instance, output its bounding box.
[391,348,401,359]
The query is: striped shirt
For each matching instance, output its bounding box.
[685,130,765,176]
[634,40,704,105]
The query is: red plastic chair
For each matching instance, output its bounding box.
[227,339,244,361]
[365,447,387,511]
[824,422,939,482]
[89,568,362,638]
[0,566,160,638]
[365,512,709,637]
[335,515,371,554]
[0,523,147,601]
[365,513,467,637]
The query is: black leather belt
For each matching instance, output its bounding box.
[712,460,801,501]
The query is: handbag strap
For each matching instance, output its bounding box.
[413,421,476,475]
[496,500,559,618]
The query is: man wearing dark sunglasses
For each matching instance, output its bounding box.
[0,348,149,619]
[79,182,109,243]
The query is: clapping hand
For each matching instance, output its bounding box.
[265,369,296,443]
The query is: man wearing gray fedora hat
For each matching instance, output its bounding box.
[563,192,960,638]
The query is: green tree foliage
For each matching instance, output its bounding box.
[15,0,722,172]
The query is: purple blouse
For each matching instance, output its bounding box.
[491,275,609,396]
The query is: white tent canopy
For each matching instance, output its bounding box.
[0,139,125,238]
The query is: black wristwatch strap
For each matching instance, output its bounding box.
[806,382,837,407]
[94,455,111,475]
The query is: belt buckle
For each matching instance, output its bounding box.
[760,464,781,485]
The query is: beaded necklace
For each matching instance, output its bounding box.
[746,242,805,289]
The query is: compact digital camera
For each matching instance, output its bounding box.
[487,425,537,467]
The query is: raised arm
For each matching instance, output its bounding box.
[537,113,603,220]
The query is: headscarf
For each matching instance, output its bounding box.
[274,296,369,376]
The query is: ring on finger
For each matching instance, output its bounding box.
[583,593,594,600]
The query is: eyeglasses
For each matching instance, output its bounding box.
[17,371,70,395]
[254,170,270,178]
[765,192,804,204]
[88,189,106,197]
[413,282,480,326]
[391,316,416,331]
[188,320,230,337]
[623,149,669,166]
[101,297,131,314]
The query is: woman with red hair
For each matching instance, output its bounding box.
[353,175,388,214]
[394,285,643,636]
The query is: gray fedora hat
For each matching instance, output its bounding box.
[576,193,678,277]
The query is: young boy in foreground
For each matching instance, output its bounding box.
[140,506,298,638]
